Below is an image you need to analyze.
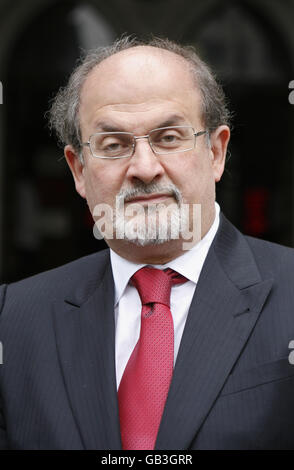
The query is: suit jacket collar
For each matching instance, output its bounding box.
[52,213,273,450]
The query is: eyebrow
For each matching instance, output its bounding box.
[94,115,188,133]
[94,122,123,133]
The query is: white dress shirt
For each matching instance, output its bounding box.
[110,202,220,388]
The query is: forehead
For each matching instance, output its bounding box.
[79,46,203,132]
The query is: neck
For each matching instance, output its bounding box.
[108,239,193,265]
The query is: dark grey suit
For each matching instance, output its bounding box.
[1,214,294,449]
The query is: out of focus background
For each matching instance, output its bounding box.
[0,0,294,283]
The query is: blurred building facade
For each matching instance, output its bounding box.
[0,0,294,282]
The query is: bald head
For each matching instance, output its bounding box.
[49,36,230,155]
[78,46,203,143]
[83,44,195,93]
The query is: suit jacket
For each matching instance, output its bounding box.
[1,213,294,450]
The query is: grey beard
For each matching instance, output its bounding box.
[114,194,186,247]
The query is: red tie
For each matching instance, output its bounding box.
[118,266,187,450]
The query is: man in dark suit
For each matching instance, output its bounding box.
[1,36,294,450]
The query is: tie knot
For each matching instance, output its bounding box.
[131,266,187,307]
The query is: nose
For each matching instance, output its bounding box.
[125,137,165,184]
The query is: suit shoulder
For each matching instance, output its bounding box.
[245,235,294,256]
[1,249,110,305]
[245,235,294,272]
[0,284,7,312]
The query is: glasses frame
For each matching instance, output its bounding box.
[81,126,207,160]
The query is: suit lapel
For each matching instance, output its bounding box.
[52,259,122,450]
[155,215,273,450]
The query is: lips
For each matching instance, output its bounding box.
[125,194,172,204]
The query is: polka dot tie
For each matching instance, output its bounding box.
[118,266,188,450]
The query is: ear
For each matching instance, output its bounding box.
[64,145,86,199]
[209,125,230,182]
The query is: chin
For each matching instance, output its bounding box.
[124,235,175,247]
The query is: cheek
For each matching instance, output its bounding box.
[175,154,214,201]
[172,155,203,188]
[83,163,124,210]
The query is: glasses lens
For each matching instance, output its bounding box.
[149,126,195,154]
[90,132,133,158]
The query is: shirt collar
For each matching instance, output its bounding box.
[110,202,220,306]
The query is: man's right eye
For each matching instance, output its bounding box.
[98,138,130,155]
[103,142,122,151]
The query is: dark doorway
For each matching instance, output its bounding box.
[187,2,293,245]
[3,2,115,282]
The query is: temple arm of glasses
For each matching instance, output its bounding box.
[194,131,207,137]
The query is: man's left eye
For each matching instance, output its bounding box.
[162,134,177,141]
[157,133,180,145]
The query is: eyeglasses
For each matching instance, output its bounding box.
[81,126,207,159]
